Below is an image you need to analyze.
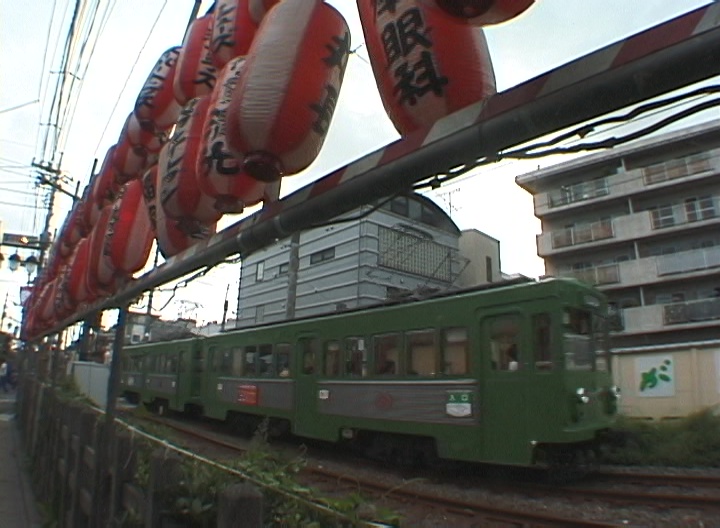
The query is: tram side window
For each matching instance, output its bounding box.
[209,346,220,372]
[533,313,553,370]
[244,345,257,376]
[563,308,593,371]
[167,354,178,374]
[374,333,400,376]
[231,347,243,376]
[299,338,319,374]
[406,330,437,376]
[192,348,204,373]
[275,344,291,377]
[257,344,273,376]
[324,341,341,377]
[345,337,367,378]
[443,327,469,375]
[220,348,233,375]
[178,351,186,373]
[488,315,521,371]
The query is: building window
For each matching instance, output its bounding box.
[390,196,409,216]
[256,260,265,281]
[485,256,493,282]
[310,247,335,264]
[649,204,675,229]
[255,305,264,324]
[278,262,289,275]
[685,196,716,222]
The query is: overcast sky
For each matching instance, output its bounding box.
[0,0,715,326]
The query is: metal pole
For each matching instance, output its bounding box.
[105,304,128,426]
[285,232,300,320]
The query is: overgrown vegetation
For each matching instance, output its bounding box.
[600,408,720,467]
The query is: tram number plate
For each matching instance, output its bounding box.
[237,385,259,405]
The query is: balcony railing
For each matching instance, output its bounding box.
[548,180,610,208]
[551,220,614,249]
[561,263,620,285]
[657,246,720,276]
[642,151,714,185]
[649,197,720,230]
[663,298,720,325]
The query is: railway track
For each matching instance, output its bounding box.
[124,410,720,527]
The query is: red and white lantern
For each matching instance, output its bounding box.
[67,237,92,305]
[420,0,534,26]
[197,57,267,213]
[158,97,221,224]
[84,148,120,229]
[174,15,218,106]
[225,0,350,181]
[210,0,281,68]
[358,0,496,135]
[104,179,155,275]
[142,166,217,258]
[112,135,148,185]
[134,47,183,130]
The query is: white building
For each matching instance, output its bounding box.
[234,193,500,328]
[516,122,720,418]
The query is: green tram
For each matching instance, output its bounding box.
[120,277,619,468]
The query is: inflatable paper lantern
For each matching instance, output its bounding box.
[421,0,534,25]
[37,279,57,324]
[174,15,218,106]
[123,111,168,154]
[87,204,116,290]
[210,0,281,68]
[134,47,183,130]
[112,135,148,185]
[357,0,496,135]
[197,57,267,213]
[225,0,350,182]
[84,148,120,229]
[54,266,76,320]
[143,166,217,259]
[104,179,155,274]
[58,202,86,258]
[158,97,221,224]
[67,237,92,305]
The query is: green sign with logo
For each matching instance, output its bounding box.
[446,390,474,417]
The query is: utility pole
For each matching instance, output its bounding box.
[0,293,7,332]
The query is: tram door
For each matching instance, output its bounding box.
[294,335,320,438]
[481,312,530,464]
[190,344,205,398]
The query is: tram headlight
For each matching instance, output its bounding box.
[576,387,590,404]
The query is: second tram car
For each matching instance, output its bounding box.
[121,277,618,468]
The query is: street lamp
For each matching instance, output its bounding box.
[24,255,39,276]
[8,253,21,272]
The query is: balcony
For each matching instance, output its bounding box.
[551,219,614,249]
[620,299,720,334]
[642,151,716,185]
[533,149,720,217]
[657,246,720,276]
[663,298,720,325]
[559,264,620,286]
[648,198,720,231]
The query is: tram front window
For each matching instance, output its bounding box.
[563,308,593,371]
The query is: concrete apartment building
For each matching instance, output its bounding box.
[234,193,500,328]
[516,122,720,418]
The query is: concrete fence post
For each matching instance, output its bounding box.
[217,483,264,528]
